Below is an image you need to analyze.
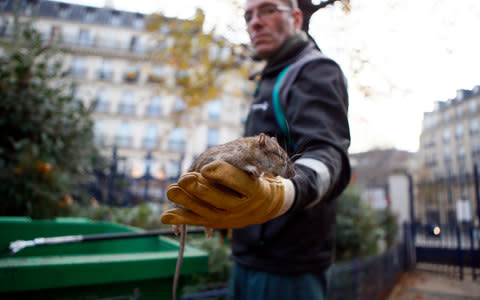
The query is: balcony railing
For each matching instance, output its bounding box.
[40,33,151,55]
[70,67,87,78]
[94,134,107,146]
[143,138,158,150]
[123,71,139,83]
[145,106,162,117]
[168,140,185,152]
[147,74,166,84]
[117,104,136,115]
[114,136,133,148]
[97,70,114,81]
[94,102,110,114]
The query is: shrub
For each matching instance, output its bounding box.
[0,15,98,218]
[335,185,397,261]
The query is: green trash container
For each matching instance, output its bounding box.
[0,217,209,299]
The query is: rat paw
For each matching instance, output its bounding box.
[244,165,260,178]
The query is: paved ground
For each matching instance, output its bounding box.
[387,265,480,300]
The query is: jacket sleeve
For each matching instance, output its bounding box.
[287,59,351,212]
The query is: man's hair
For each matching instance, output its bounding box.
[282,0,299,9]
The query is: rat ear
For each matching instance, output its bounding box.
[258,133,266,149]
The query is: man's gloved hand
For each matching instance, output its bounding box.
[161,161,295,229]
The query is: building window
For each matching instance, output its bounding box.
[207,99,222,121]
[455,124,464,140]
[444,147,451,163]
[0,16,7,37]
[118,91,136,115]
[59,5,71,18]
[111,12,121,26]
[455,106,463,119]
[78,29,90,46]
[97,59,114,81]
[443,111,450,123]
[169,127,185,152]
[94,89,109,113]
[134,15,145,30]
[143,124,158,149]
[123,65,139,83]
[423,135,435,148]
[166,160,181,178]
[457,146,465,161]
[470,119,479,135]
[129,36,143,53]
[442,128,450,143]
[70,57,87,78]
[25,2,38,16]
[470,100,478,114]
[472,141,480,157]
[146,95,162,117]
[207,128,219,148]
[148,66,166,83]
[425,152,437,167]
[115,122,132,148]
[93,121,105,146]
[49,26,62,42]
[85,8,96,23]
[174,97,187,112]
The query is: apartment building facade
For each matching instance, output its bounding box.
[1,0,252,181]
[417,86,480,223]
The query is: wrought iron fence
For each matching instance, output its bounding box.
[327,243,405,300]
[412,222,479,280]
[83,148,182,207]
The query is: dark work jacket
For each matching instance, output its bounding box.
[231,36,351,274]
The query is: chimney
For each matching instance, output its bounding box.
[104,0,115,9]
[456,89,465,100]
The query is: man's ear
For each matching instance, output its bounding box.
[292,9,303,32]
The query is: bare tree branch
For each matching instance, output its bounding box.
[298,0,346,32]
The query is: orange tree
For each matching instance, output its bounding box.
[0,15,99,218]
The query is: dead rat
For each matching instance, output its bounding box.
[171,133,295,300]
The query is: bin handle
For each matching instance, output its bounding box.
[5,227,205,257]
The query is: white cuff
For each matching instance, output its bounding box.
[275,178,295,217]
[295,158,331,208]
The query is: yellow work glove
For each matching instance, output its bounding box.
[161,161,294,229]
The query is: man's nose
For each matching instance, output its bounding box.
[247,11,264,28]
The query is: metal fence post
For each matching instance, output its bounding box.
[456,224,464,280]
[469,224,476,280]
[474,163,479,223]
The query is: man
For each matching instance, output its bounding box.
[161,0,350,299]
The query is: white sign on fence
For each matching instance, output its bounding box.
[456,199,472,222]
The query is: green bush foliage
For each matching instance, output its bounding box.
[73,202,167,230]
[335,185,398,261]
[0,16,98,218]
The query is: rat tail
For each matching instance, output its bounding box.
[172,224,187,300]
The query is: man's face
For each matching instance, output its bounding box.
[245,0,302,59]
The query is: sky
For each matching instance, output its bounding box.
[57,0,480,154]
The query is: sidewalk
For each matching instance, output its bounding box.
[387,266,480,300]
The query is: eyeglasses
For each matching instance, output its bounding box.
[244,4,291,24]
